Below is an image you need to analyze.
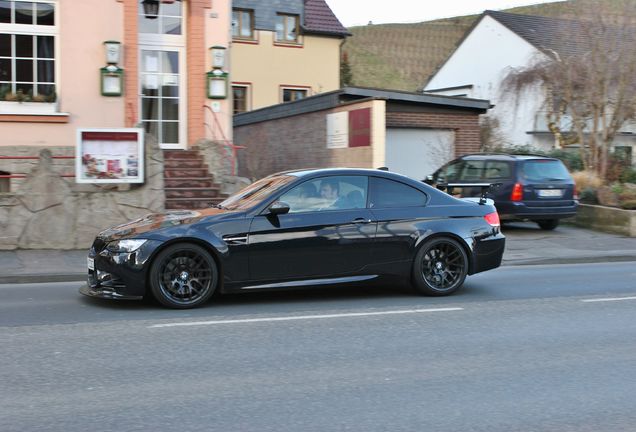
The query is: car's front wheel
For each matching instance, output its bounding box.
[412,237,468,296]
[537,219,559,230]
[149,243,218,309]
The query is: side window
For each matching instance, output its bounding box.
[437,161,463,183]
[278,176,368,213]
[459,160,486,181]
[369,177,428,209]
[483,161,512,180]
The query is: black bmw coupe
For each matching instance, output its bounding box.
[80,168,505,309]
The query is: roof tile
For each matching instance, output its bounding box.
[303,0,350,37]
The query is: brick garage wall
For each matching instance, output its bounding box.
[235,105,375,180]
[386,111,482,157]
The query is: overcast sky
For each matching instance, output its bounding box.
[324,0,563,27]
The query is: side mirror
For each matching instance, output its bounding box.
[423,175,435,185]
[268,201,290,215]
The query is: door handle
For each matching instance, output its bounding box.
[351,218,372,224]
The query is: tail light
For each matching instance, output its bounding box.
[484,211,500,227]
[510,183,523,201]
[573,184,578,200]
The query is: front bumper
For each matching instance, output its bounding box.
[79,238,162,301]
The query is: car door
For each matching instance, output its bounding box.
[247,175,377,281]
[368,176,430,265]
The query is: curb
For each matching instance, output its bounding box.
[0,273,86,285]
[502,255,636,266]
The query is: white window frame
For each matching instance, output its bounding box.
[280,86,310,103]
[138,0,187,149]
[0,0,59,115]
[232,83,250,114]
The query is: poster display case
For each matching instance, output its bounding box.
[76,128,144,183]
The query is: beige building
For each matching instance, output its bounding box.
[229,0,349,112]
[0,0,233,151]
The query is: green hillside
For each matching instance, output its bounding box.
[343,0,629,92]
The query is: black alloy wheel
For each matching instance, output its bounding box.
[149,243,218,309]
[412,237,468,296]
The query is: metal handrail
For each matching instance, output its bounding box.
[203,104,245,176]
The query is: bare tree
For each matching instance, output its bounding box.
[502,2,636,179]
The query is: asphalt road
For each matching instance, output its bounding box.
[1,262,636,432]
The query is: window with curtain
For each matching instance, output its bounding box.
[0,0,56,102]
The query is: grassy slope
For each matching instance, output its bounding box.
[343,0,623,92]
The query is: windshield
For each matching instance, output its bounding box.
[218,175,296,210]
[522,160,571,182]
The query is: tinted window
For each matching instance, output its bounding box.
[369,177,427,208]
[220,175,295,210]
[459,160,485,181]
[522,160,571,181]
[436,160,462,183]
[279,176,368,213]
[483,161,512,180]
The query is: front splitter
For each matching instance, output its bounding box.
[79,283,143,301]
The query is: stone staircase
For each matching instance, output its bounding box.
[163,149,226,210]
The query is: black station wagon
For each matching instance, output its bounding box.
[428,154,578,230]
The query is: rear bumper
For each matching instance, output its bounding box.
[470,232,505,275]
[497,201,578,221]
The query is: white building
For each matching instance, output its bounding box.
[424,10,636,161]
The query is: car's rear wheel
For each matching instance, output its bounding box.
[412,237,468,296]
[537,219,559,230]
[149,243,218,309]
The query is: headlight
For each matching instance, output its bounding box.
[106,239,148,253]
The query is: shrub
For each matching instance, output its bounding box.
[620,200,636,210]
[578,187,598,204]
[571,170,603,190]
[620,168,636,184]
[547,149,583,171]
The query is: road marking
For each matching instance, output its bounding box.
[581,296,636,303]
[148,307,464,329]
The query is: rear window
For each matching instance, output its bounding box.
[521,160,571,182]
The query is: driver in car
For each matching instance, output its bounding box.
[320,180,347,209]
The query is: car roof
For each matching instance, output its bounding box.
[270,167,425,185]
[459,153,557,161]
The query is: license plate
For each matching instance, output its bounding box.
[87,257,94,271]
[537,189,563,198]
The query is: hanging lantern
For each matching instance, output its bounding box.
[142,0,159,19]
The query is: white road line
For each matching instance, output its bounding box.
[148,307,464,329]
[581,296,636,303]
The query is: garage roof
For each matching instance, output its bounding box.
[234,86,491,127]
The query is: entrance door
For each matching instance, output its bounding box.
[139,47,186,149]
[138,0,186,149]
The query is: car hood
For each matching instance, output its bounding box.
[97,208,240,241]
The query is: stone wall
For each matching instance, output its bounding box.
[573,204,636,237]
[0,136,165,250]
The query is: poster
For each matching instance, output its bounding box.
[326,112,349,149]
[76,128,144,183]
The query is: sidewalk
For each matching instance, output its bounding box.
[1,223,635,284]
